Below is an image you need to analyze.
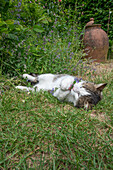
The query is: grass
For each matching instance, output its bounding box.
[0,65,113,169]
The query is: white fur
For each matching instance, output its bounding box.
[16,74,90,106]
[23,74,37,82]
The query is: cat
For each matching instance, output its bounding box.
[16,73,107,110]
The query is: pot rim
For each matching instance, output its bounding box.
[85,24,101,29]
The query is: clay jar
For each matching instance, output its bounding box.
[83,20,109,62]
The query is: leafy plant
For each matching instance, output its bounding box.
[9,0,50,27]
[0,0,50,76]
[0,0,85,77]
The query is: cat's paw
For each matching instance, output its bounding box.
[23,74,38,82]
[15,86,30,91]
[60,77,74,91]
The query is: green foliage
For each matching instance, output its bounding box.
[0,0,10,17]
[0,14,27,76]
[40,0,113,38]
[9,0,50,26]
[0,0,49,76]
[0,0,84,76]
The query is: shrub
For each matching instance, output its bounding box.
[0,0,85,77]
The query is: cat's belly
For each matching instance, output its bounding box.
[34,75,74,91]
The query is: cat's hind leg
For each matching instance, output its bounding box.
[23,74,38,82]
[16,86,34,92]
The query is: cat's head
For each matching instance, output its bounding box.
[73,82,107,110]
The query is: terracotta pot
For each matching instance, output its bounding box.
[83,21,109,62]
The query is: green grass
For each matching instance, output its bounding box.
[0,70,113,169]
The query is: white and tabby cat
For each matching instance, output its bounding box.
[16,73,107,109]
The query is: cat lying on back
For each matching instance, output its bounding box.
[16,73,107,110]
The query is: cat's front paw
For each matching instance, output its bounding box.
[60,77,74,91]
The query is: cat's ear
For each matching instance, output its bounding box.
[95,83,107,91]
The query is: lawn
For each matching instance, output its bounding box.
[0,61,113,169]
